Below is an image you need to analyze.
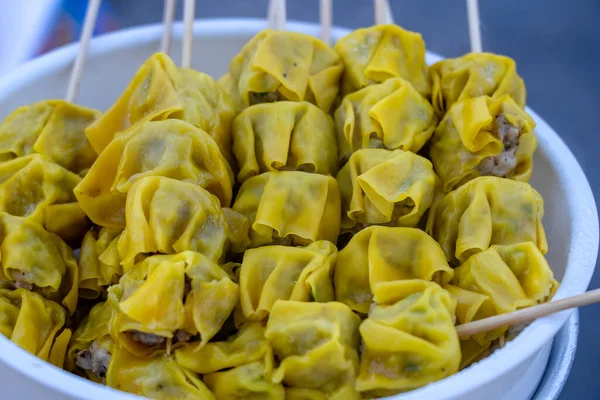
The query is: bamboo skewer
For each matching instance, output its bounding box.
[320,0,332,45]
[267,0,286,31]
[456,288,600,339]
[374,0,393,25]
[65,0,102,103]
[182,0,195,68]
[267,0,277,29]
[466,0,482,52]
[161,0,177,54]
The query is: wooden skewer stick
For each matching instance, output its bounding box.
[182,0,195,68]
[320,0,332,45]
[267,0,277,29]
[466,0,482,52]
[382,0,394,24]
[161,0,177,54]
[65,0,102,103]
[275,0,286,31]
[456,288,600,339]
[374,0,393,25]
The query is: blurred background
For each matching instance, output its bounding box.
[1,0,599,399]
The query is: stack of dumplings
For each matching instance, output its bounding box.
[0,23,558,400]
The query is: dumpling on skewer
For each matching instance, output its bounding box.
[232,171,341,248]
[78,227,122,299]
[336,148,438,232]
[427,176,547,265]
[85,52,235,163]
[75,119,234,229]
[429,53,526,115]
[232,101,338,183]
[0,100,100,176]
[356,284,460,397]
[334,78,437,162]
[225,30,344,113]
[0,288,72,368]
[0,213,78,314]
[334,24,430,97]
[334,226,454,314]
[430,95,536,192]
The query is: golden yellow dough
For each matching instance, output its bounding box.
[232,101,338,183]
[0,213,78,314]
[429,52,526,115]
[239,241,336,321]
[0,100,99,175]
[75,119,234,229]
[0,288,71,368]
[426,176,547,265]
[334,24,430,97]
[356,284,460,397]
[78,227,122,299]
[117,176,249,267]
[232,171,341,248]
[226,30,343,113]
[334,226,454,314]
[336,148,438,231]
[334,78,436,161]
[430,95,536,192]
[108,251,238,356]
[265,300,361,398]
[85,53,235,162]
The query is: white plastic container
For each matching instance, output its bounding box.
[0,19,597,400]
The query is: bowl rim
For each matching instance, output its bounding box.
[0,17,597,400]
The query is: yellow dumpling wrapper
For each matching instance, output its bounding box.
[430,95,536,192]
[232,171,341,248]
[227,29,343,113]
[107,346,215,400]
[0,213,78,313]
[337,148,438,231]
[117,176,249,267]
[0,154,88,244]
[426,176,547,265]
[334,24,430,97]
[0,100,100,174]
[204,360,285,400]
[85,53,235,162]
[429,52,526,115]
[265,300,360,397]
[78,227,123,299]
[356,284,460,397]
[334,226,454,314]
[334,78,436,162]
[0,288,70,367]
[232,101,338,183]
[108,251,238,356]
[75,119,234,229]
[240,241,336,321]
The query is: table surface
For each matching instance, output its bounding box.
[9,0,600,399]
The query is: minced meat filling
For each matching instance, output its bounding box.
[249,91,286,105]
[477,114,521,177]
[130,331,166,346]
[11,271,34,290]
[76,342,111,381]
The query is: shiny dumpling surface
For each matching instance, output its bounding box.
[0,100,100,175]
[232,171,341,248]
[265,300,361,397]
[0,288,71,367]
[334,226,454,314]
[426,176,547,265]
[239,240,336,321]
[334,78,436,162]
[430,95,536,192]
[75,119,233,229]
[429,52,526,115]
[226,29,343,113]
[0,213,78,313]
[0,153,88,244]
[356,284,460,397]
[78,227,122,299]
[85,53,235,162]
[337,148,438,231]
[232,101,338,183]
[334,24,430,97]
[117,176,249,267]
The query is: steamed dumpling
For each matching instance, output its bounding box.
[78,227,122,299]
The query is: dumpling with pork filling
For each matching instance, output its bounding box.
[78,227,122,299]
[430,95,536,192]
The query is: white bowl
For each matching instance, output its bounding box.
[0,18,597,400]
